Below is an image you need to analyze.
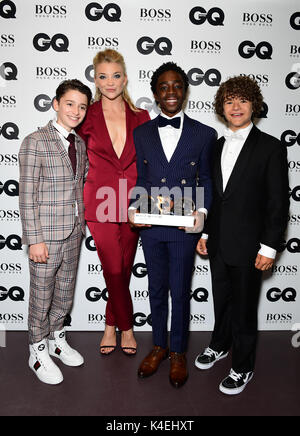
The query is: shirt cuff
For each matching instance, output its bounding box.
[197,208,207,218]
[201,233,208,240]
[258,243,276,259]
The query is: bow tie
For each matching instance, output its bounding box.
[223,129,244,141]
[158,115,181,129]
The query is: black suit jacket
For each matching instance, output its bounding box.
[205,125,289,266]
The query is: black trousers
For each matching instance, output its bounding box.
[209,252,262,373]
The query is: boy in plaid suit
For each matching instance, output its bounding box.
[19,80,92,385]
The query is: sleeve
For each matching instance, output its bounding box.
[129,128,148,207]
[18,135,44,246]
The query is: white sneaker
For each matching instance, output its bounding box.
[29,339,63,385]
[219,369,254,395]
[48,329,84,367]
[195,347,229,370]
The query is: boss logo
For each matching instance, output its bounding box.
[35,5,67,16]
[85,235,97,251]
[85,2,121,22]
[138,70,154,81]
[87,264,103,273]
[0,234,22,250]
[0,0,16,19]
[289,186,300,201]
[0,209,20,219]
[0,262,21,272]
[134,290,149,300]
[33,33,69,52]
[266,288,297,302]
[190,288,209,302]
[135,97,160,114]
[285,104,300,115]
[133,312,152,327]
[140,8,171,20]
[240,73,269,85]
[187,68,221,86]
[85,287,108,302]
[36,67,67,79]
[192,264,209,274]
[190,313,206,323]
[242,12,272,25]
[266,313,293,322]
[188,100,215,113]
[285,72,300,90]
[0,153,18,164]
[88,314,106,323]
[290,12,300,30]
[271,264,298,274]
[0,313,23,322]
[281,130,300,146]
[0,62,17,80]
[0,95,16,106]
[132,263,147,278]
[288,214,300,224]
[290,45,300,56]
[238,41,272,59]
[190,40,221,52]
[0,34,15,44]
[189,7,224,26]
[0,180,19,196]
[34,94,53,112]
[288,160,300,171]
[88,36,119,48]
[0,286,24,301]
[136,36,172,56]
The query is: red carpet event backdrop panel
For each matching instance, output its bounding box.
[0,0,299,332]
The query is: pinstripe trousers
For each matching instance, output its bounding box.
[28,219,82,344]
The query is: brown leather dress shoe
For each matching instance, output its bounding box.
[138,346,169,378]
[169,352,188,388]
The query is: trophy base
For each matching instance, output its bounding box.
[134,213,195,227]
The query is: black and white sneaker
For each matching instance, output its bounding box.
[195,347,229,370]
[219,369,254,395]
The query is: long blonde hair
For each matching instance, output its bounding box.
[93,49,139,112]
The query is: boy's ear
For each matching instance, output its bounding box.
[53,97,59,112]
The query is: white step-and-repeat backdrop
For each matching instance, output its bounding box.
[1,0,299,333]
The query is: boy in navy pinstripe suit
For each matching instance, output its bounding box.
[129,62,216,388]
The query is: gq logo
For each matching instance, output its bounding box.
[285,72,300,90]
[132,263,147,278]
[238,41,272,59]
[190,287,209,302]
[0,234,22,250]
[266,287,297,302]
[85,287,108,302]
[0,286,24,302]
[133,312,152,327]
[281,238,300,253]
[187,68,221,86]
[290,12,300,30]
[135,97,160,114]
[34,94,53,112]
[0,123,19,139]
[85,2,121,21]
[281,130,300,147]
[33,33,69,52]
[85,236,97,251]
[0,180,19,196]
[289,186,300,201]
[137,37,172,55]
[0,62,17,80]
[0,0,16,18]
[189,7,224,26]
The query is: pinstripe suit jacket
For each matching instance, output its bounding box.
[19,121,88,245]
[132,113,216,241]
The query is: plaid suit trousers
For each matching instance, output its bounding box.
[28,219,82,344]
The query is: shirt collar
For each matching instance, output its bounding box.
[224,122,253,140]
[52,119,77,140]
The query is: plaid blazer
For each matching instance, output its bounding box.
[19,121,88,245]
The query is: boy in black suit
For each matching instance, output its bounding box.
[196,76,289,395]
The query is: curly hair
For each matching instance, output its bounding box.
[214,76,263,118]
[150,62,189,95]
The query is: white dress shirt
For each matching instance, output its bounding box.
[52,119,78,216]
[202,122,276,259]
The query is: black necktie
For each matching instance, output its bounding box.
[67,133,77,175]
[158,115,181,129]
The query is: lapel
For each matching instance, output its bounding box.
[214,138,225,198]
[118,102,135,170]
[222,125,261,199]
[42,121,77,181]
[149,116,169,167]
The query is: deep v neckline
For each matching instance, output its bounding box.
[101,100,128,160]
